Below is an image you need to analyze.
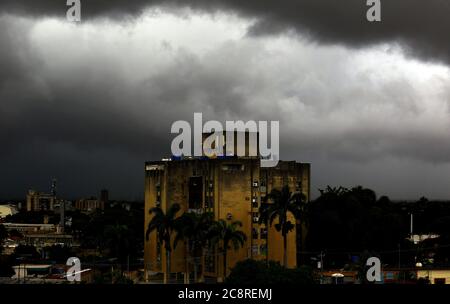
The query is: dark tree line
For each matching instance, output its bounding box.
[304,186,450,269]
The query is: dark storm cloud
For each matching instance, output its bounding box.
[0,5,449,200]
[0,0,449,65]
[0,15,263,199]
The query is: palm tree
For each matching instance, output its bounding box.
[146,203,181,284]
[174,211,214,283]
[210,220,247,281]
[293,195,308,266]
[103,224,131,272]
[259,185,306,267]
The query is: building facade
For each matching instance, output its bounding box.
[144,157,310,280]
[74,198,105,213]
[26,190,56,212]
[0,204,18,219]
[417,268,450,284]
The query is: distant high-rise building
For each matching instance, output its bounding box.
[100,189,109,205]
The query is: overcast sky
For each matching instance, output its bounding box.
[1,1,450,201]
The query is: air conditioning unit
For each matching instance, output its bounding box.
[253,216,259,223]
[252,181,259,187]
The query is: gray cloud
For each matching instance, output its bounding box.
[0,0,449,66]
[0,8,450,200]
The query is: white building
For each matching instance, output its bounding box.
[0,204,18,219]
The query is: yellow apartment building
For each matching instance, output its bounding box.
[143,156,310,281]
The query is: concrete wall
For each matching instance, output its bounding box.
[417,269,450,284]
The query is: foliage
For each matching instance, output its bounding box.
[146,203,181,278]
[0,255,14,277]
[259,186,306,266]
[12,244,40,261]
[146,203,181,252]
[174,211,214,253]
[305,186,411,267]
[103,224,134,265]
[173,211,215,281]
[42,245,74,263]
[69,205,143,263]
[210,219,247,278]
[226,259,315,284]
[260,186,306,236]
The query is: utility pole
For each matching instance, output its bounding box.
[410,212,413,240]
[318,251,325,284]
[127,255,130,278]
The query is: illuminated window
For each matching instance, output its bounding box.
[252,197,258,208]
[252,213,259,223]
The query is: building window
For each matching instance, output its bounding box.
[251,245,259,256]
[260,244,268,256]
[260,180,267,193]
[189,176,203,209]
[252,212,259,223]
[205,197,213,209]
[252,228,258,239]
[252,197,258,208]
[260,228,268,239]
[222,164,244,171]
[146,164,164,171]
[156,184,161,206]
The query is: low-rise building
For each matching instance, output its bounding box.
[417,268,450,284]
[26,190,56,212]
[23,233,74,249]
[74,198,104,213]
[2,223,56,234]
[0,204,18,219]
